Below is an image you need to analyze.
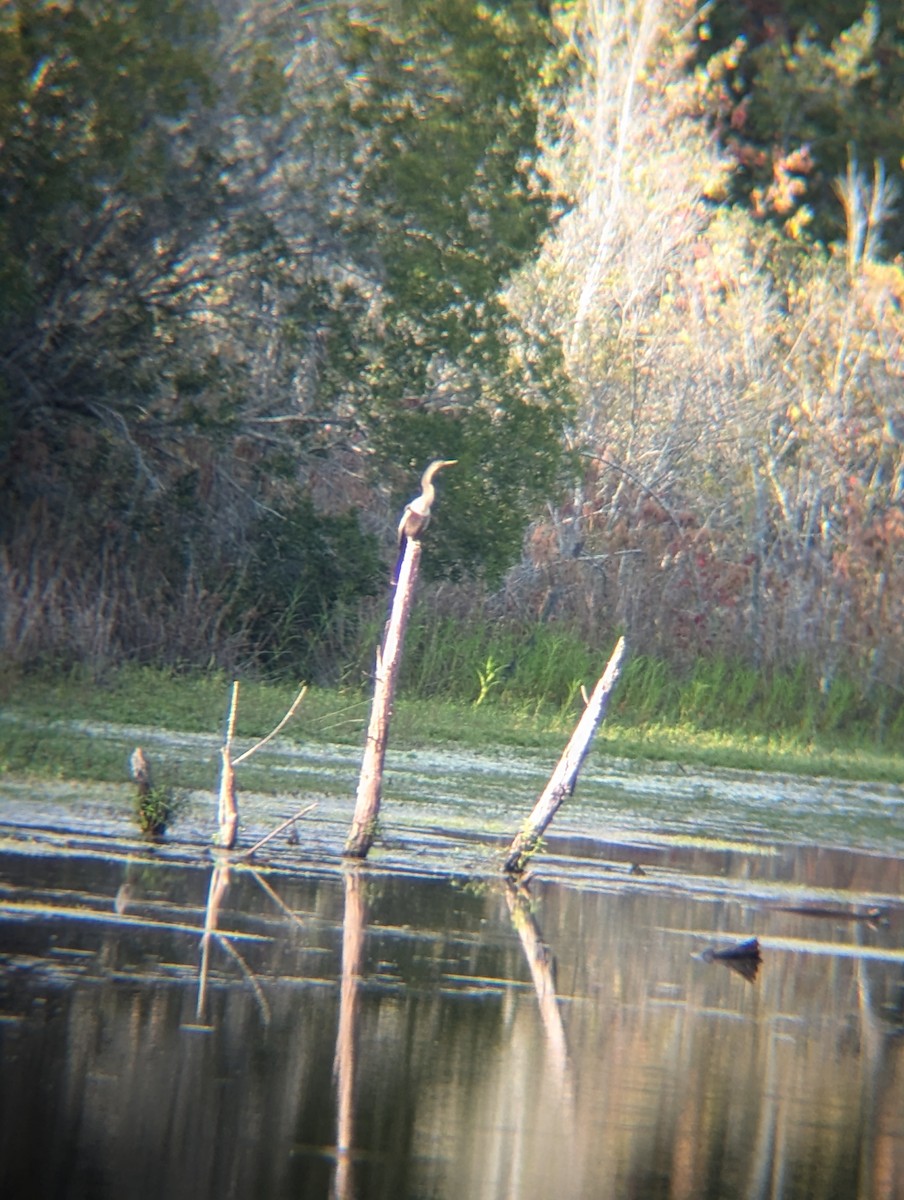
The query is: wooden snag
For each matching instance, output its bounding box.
[130,746,152,798]
[217,682,240,849]
[503,636,628,876]
[129,746,171,837]
[344,536,422,858]
[215,680,308,851]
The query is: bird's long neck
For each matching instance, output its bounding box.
[397,459,455,550]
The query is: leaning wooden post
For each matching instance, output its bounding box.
[503,636,627,876]
[344,537,422,857]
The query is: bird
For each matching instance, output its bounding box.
[392,459,457,585]
[397,459,457,547]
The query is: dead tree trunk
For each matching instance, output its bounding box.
[344,538,422,858]
[217,682,240,849]
[503,636,627,876]
[214,680,307,852]
[218,747,239,850]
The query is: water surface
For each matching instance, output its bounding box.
[1,760,902,1200]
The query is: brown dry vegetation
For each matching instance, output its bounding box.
[503,0,903,697]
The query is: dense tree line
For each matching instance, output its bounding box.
[1,0,566,676]
[1,0,901,717]
[510,0,902,709]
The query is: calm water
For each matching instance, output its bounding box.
[1,810,902,1200]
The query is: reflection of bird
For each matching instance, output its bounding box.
[397,459,457,546]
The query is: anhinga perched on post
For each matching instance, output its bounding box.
[349,458,457,859]
[393,459,456,583]
[397,459,457,547]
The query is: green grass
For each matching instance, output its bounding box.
[1,658,902,787]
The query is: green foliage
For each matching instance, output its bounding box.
[228,495,383,678]
[0,0,223,403]
[617,657,684,724]
[696,1,904,251]
[328,0,570,582]
[5,0,901,704]
[135,784,177,838]
[507,630,594,712]
[395,616,498,699]
[3,662,902,786]
[613,653,904,748]
[474,656,505,707]
[377,394,568,583]
[394,616,599,711]
[332,0,551,330]
[514,2,903,701]
[1,0,570,677]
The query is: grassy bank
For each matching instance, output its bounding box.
[1,655,902,787]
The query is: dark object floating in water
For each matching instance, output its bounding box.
[699,937,762,984]
[772,903,888,927]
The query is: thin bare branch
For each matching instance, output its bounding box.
[238,802,318,859]
[233,683,308,764]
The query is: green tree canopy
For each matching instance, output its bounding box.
[694,1,904,252]
[1,0,570,673]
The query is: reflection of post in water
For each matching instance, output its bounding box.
[197,858,231,1020]
[854,923,904,1200]
[331,867,367,1200]
[194,860,270,1024]
[505,881,572,1098]
[743,1021,791,1200]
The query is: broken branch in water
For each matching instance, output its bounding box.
[129,746,173,837]
[345,460,455,860]
[233,684,309,765]
[130,747,152,798]
[238,803,318,859]
[345,537,421,858]
[503,636,627,876]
